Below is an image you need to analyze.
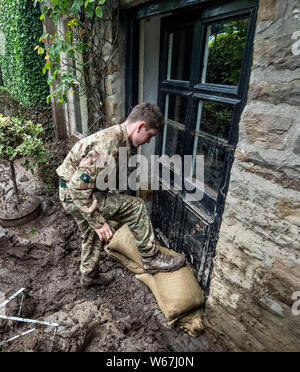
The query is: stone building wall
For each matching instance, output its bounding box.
[203,0,300,352]
[103,9,127,128]
[41,1,126,138]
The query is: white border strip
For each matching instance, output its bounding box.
[0,288,25,309]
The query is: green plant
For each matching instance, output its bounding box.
[0,115,47,203]
[0,0,49,107]
[34,0,107,104]
[33,0,119,134]
[30,226,36,234]
[206,19,249,86]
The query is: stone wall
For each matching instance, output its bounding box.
[83,1,126,130]
[103,8,126,128]
[204,0,300,352]
[42,1,126,138]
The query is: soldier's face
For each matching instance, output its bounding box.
[132,122,158,148]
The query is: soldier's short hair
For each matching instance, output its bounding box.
[127,102,164,131]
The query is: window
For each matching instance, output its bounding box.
[157,1,257,215]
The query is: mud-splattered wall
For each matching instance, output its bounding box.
[203,0,300,351]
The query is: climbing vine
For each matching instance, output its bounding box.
[0,0,49,107]
[35,0,119,133]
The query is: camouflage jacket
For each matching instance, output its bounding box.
[56,123,130,229]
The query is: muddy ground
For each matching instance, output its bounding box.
[0,160,218,353]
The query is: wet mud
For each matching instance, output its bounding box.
[0,189,213,352]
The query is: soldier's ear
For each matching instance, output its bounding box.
[137,121,146,133]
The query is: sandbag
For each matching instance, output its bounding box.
[105,224,205,336]
[136,267,204,323]
[105,224,144,274]
[170,309,204,337]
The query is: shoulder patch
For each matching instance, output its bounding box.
[80,173,90,183]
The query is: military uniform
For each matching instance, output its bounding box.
[56,123,158,278]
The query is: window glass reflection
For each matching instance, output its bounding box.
[198,101,234,140]
[202,17,250,86]
[164,124,184,158]
[192,139,226,196]
[162,94,187,158]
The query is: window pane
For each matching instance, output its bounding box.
[198,100,234,140]
[193,139,226,196]
[162,95,187,158]
[202,17,250,86]
[168,94,188,124]
[164,124,184,158]
[167,27,194,81]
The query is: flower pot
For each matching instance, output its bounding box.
[0,196,41,228]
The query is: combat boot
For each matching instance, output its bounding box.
[80,272,115,289]
[142,250,186,275]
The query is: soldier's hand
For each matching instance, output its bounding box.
[95,223,113,242]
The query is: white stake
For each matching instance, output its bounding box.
[18,293,25,317]
[0,314,59,327]
[0,288,61,350]
[0,328,36,347]
[0,288,25,309]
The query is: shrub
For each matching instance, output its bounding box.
[0,114,47,203]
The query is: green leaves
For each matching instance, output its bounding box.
[70,0,83,16]
[96,0,106,17]
[95,6,103,18]
[30,0,107,105]
[0,0,49,107]
[37,46,45,55]
[0,115,46,170]
[67,18,79,29]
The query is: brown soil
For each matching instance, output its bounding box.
[0,168,212,352]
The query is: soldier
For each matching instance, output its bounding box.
[56,102,185,289]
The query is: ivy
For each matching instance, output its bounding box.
[0,0,49,108]
[34,0,107,105]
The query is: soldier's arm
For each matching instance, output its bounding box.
[68,153,106,230]
[95,222,113,242]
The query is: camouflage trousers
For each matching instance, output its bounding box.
[59,187,158,277]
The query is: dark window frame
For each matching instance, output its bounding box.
[125,0,258,218]
[152,1,257,216]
